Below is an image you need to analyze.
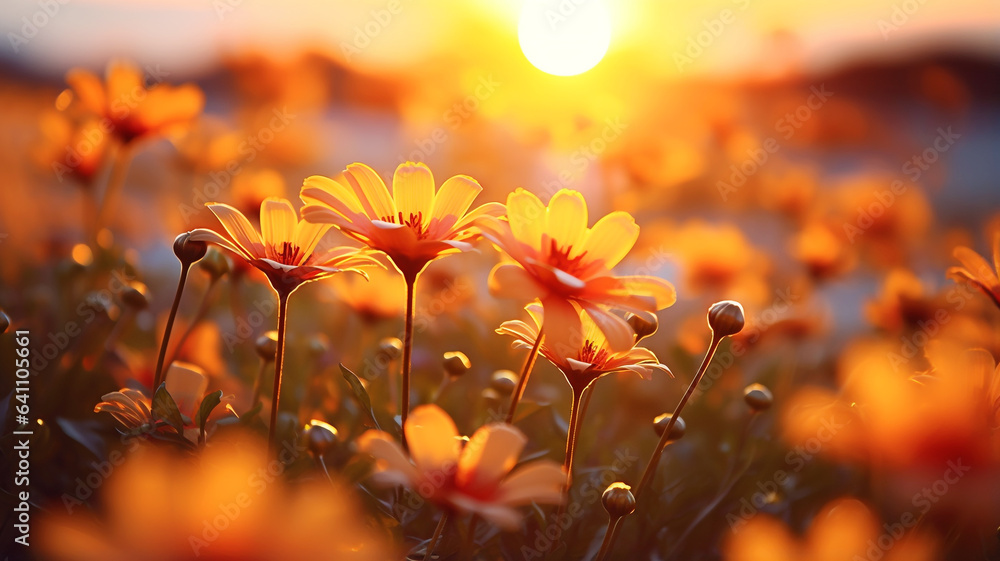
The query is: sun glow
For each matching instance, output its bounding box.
[517,0,612,76]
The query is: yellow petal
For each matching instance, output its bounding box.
[188,228,253,261]
[581,211,639,270]
[392,162,435,227]
[344,163,395,220]
[583,305,634,353]
[205,203,265,258]
[293,218,332,257]
[430,174,482,227]
[260,197,297,246]
[456,423,526,495]
[301,175,366,216]
[405,405,461,475]
[506,188,545,250]
[545,190,588,254]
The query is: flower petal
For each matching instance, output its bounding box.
[545,190,588,254]
[164,362,208,417]
[260,197,298,248]
[405,405,461,476]
[456,424,527,496]
[301,175,366,217]
[204,203,265,258]
[188,228,253,261]
[954,246,999,288]
[293,217,332,258]
[65,69,106,114]
[431,175,482,228]
[358,430,419,486]
[344,163,396,220]
[506,189,545,250]
[583,306,635,353]
[392,162,435,228]
[495,461,567,506]
[541,297,583,357]
[489,263,546,301]
[447,495,523,530]
[580,211,640,271]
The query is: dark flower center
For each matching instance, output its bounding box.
[381,211,429,239]
[579,339,609,367]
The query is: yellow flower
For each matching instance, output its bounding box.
[497,302,671,392]
[358,404,565,529]
[189,197,378,294]
[299,161,504,279]
[64,60,204,144]
[479,188,676,351]
[948,233,1000,311]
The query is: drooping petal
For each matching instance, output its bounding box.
[506,189,545,250]
[489,263,547,301]
[260,198,298,248]
[456,424,527,496]
[541,297,583,357]
[358,430,420,486]
[954,246,999,287]
[545,190,588,255]
[188,228,253,261]
[495,319,538,344]
[301,175,367,217]
[404,405,462,476]
[584,275,677,310]
[580,211,640,271]
[344,163,396,220]
[583,306,635,353]
[392,162,435,228]
[494,461,567,506]
[204,203,265,258]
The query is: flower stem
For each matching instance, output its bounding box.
[268,290,290,459]
[165,276,219,368]
[594,516,623,561]
[424,512,449,560]
[153,261,191,390]
[401,273,417,450]
[251,358,269,408]
[504,327,544,424]
[563,385,587,492]
[93,143,132,241]
[634,334,723,499]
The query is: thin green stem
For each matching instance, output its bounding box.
[504,327,544,424]
[594,516,623,561]
[424,512,449,560]
[267,291,290,459]
[401,273,417,450]
[153,262,191,390]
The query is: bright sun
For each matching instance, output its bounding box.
[517,0,612,77]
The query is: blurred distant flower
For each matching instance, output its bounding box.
[725,498,938,561]
[190,197,377,294]
[948,233,1000,311]
[358,404,565,529]
[326,260,406,323]
[300,161,503,279]
[39,441,390,561]
[94,388,154,432]
[864,269,942,332]
[791,220,855,279]
[480,188,676,352]
[64,60,204,145]
[36,112,109,186]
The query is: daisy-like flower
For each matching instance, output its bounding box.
[498,303,671,486]
[300,162,502,437]
[300,162,503,280]
[358,404,565,530]
[64,60,204,144]
[948,232,1000,311]
[479,188,676,353]
[189,197,378,457]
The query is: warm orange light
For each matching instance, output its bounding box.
[517,0,611,76]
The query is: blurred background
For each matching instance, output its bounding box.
[2,0,1000,559]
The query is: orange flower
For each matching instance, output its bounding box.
[948,233,1000,311]
[64,60,204,144]
[299,161,504,279]
[36,112,109,186]
[497,302,671,392]
[189,197,378,294]
[358,404,565,529]
[479,189,676,351]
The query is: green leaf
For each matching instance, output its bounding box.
[194,390,224,441]
[151,383,184,434]
[236,402,263,426]
[340,364,381,431]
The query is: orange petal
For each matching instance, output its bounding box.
[541,297,583,356]
[65,68,106,114]
[301,175,367,216]
[344,163,395,220]
[404,405,461,476]
[489,263,546,300]
[954,246,999,287]
[260,197,298,248]
[392,162,435,227]
[456,424,526,495]
[205,203,265,258]
[583,305,634,353]
[105,60,144,110]
[495,461,566,506]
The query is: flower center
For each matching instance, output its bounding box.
[271,241,303,265]
[381,211,429,240]
[546,238,587,273]
[579,339,609,367]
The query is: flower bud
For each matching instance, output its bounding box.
[653,413,686,440]
[121,281,150,310]
[255,331,279,362]
[305,420,339,457]
[743,383,773,412]
[490,370,518,396]
[602,482,636,518]
[0,309,9,334]
[173,232,208,264]
[443,351,471,379]
[626,312,659,341]
[376,337,402,362]
[708,300,745,337]
[198,247,231,280]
